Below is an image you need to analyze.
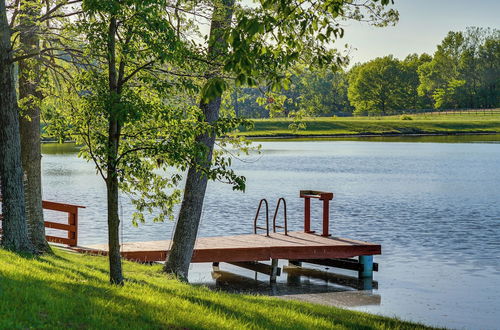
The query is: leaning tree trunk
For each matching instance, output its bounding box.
[164,0,234,280]
[18,0,51,254]
[0,0,33,253]
[163,99,222,280]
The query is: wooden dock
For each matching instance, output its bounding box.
[2,190,382,283]
[75,191,381,283]
[76,231,381,263]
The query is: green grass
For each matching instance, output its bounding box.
[0,248,436,329]
[236,112,500,138]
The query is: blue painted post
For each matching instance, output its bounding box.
[358,255,374,279]
[360,278,373,290]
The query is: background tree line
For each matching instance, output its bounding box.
[228,26,499,118]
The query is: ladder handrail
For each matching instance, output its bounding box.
[253,198,269,236]
[273,198,288,235]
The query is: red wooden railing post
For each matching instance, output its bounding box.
[73,208,78,246]
[300,190,333,236]
[68,207,78,247]
[1,198,83,246]
[321,197,330,237]
[41,200,84,246]
[304,197,313,233]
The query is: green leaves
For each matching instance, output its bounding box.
[348,56,411,115]
[40,0,404,229]
[201,77,228,104]
[417,27,499,109]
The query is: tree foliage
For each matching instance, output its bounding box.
[418,27,499,109]
[221,27,498,118]
[163,0,399,279]
[348,56,406,115]
[3,0,399,280]
[347,54,433,115]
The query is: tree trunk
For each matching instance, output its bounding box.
[233,86,239,117]
[163,99,222,280]
[105,16,123,285]
[18,0,51,254]
[0,0,33,253]
[106,132,123,285]
[164,0,234,281]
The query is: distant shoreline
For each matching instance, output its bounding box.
[240,131,500,140]
[233,114,500,140]
[42,131,500,144]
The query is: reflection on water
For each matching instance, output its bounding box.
[284,266,377,291]
[41,142,81,154]
[41,135,500,329]
[190,261,380,307]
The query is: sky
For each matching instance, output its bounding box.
[341,0,500,65]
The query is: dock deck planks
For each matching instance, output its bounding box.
[76,231,381,263]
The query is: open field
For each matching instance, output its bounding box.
[236,112,500,138]
[0,248,435,329]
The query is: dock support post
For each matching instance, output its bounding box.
[288,260,302,267]
[358,255,373,279]
[270,259,279,283]
[212,262,220,271]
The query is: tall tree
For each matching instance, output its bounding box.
[288,70,352,117]
[164,0,236,279]
[348,55,407,115]
[64,0,245,284]
[17,0,51,253]
[5,0,84,253]
[0,0,33,253]
[418,27,500,109]
[478,36,500,107]
[400,53,432,109]
[164,0,398,280]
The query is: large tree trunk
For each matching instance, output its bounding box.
[0,0,33,253]
[163,99,221,280]
[164,0,234,281]
[18,0,51,254]
[105,16,123,285]
[106,130,123,285]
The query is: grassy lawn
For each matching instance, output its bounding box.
[0,248,436,329]
[236,112,500,137]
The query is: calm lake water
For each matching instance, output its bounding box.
[41,135,500,330]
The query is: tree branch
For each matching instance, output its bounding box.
[119,60,155,86]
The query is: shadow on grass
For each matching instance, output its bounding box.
[1,250,434,329]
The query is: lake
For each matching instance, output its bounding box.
[41,135,500,330]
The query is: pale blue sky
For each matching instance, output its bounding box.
[341,0,500,64]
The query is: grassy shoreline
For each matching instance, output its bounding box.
[236,114,500,139]
[0,248,436,329]
[242,131,500,140]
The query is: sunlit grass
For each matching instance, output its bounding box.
[0,248,436,329]
[237,112,500,137]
